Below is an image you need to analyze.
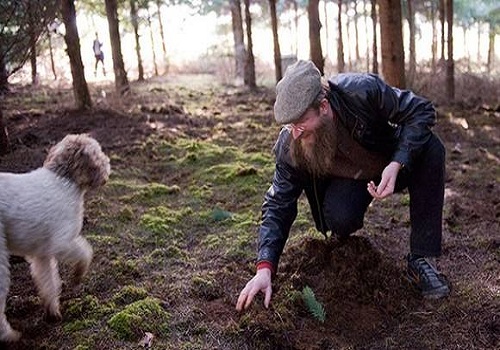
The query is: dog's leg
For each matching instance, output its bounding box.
[58,236,93,286]
[27,256,62,322]
[0,228,21,342]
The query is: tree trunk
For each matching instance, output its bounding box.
[243,0,256,89]
[337,0,345,73]
[477,22,481,63]
[269,0,282,83]
[229,0,246,81]
[345,4,352,70]
[0,55,8,93]
[293,0,299,57]
[308,0,324,74]
[323,1,329,61]
[439,0,445,61]
[147,9,159,77]
[378,0,405,88]
[445,0,454,101]
[0,109,9,156]
[487,24,495,74]
[60,0,92,109]
[364,0,370,72]
[30,39,37,86]
[463,26,470,71]
[431,1,437,74]
[28,2,38,86]
[130,0,144,81]
[371,0,378,74]
[406,0,416,85]
[354,0,360,62]
[104,0,130,95]
[48,32,57,80]
[156,0,168,73]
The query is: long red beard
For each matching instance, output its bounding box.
[290,115,338,177]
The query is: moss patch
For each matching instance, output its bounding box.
[107,297,170,341]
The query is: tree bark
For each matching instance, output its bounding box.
[269,0,282,83]
[308,0,324,75]
[371,0,378,74]
[0,109,9,156]
[147,9,159,77]
[48,32,57,80]
[406,0,416,85]
[378,0,405,88]
[337,0,345,73]
[243,0,256,89]
[345,3,352,70]
[60,0,92,109]
[445,0,454,101]
[229,0,246,81]
[0,55,8,93]
[130,0,144,81]
[487,24,495,74]
[323,1,329,61]
[28,2,38,86]
[439,0,445,61]
[364,0,370,72]
[156,0,168,73]
[431,1,437,74]
[354,0,360,62]
[104,0,130,95]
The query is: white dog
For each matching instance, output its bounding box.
[0,134,110,342]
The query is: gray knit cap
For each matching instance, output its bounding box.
[274,60,322,124]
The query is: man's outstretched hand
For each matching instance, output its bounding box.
[236,268,272,311]
[367,161,402,200]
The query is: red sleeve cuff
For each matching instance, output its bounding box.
[256,261,274,273]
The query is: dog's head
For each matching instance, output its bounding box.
[43,134,111,191]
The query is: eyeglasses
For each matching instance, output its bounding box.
[290,123,306,137]
[289,109,317,139]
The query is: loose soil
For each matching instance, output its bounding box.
[0,74,498,350]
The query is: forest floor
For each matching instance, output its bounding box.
[0,73,498,350]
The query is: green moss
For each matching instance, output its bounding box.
[189,183,213,200]
[117,206,135,222]
[111,258,141,278]
[225,234,255,260]
[107,178,142,192]
[400,193,410,206]
[148,245,188,261]
[138,183,181,199]
[63,319,97,333]
[201,234,223,249]
[73,345,91,350]
[87,235,121,246]
[107,297,170,340]
[191,274,222,300]
[65,295,113,320]
[112,285,149,306]
[139,205,192,237]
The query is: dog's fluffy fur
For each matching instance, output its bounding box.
[0,134,110,342]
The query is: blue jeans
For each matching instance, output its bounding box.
[322,133,445,257]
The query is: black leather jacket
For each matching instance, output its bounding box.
[257,73,437,271]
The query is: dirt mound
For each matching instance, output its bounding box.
[274,236,419,348]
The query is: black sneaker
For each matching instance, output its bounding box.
[407,254,450,299]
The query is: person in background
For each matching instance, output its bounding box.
[93,32,106,76]
[236,60,450,312]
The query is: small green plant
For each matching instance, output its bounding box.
[301,286,326,323]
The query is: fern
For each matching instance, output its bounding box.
[301,286,326,323]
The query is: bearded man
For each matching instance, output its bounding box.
[236,60,450,311]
